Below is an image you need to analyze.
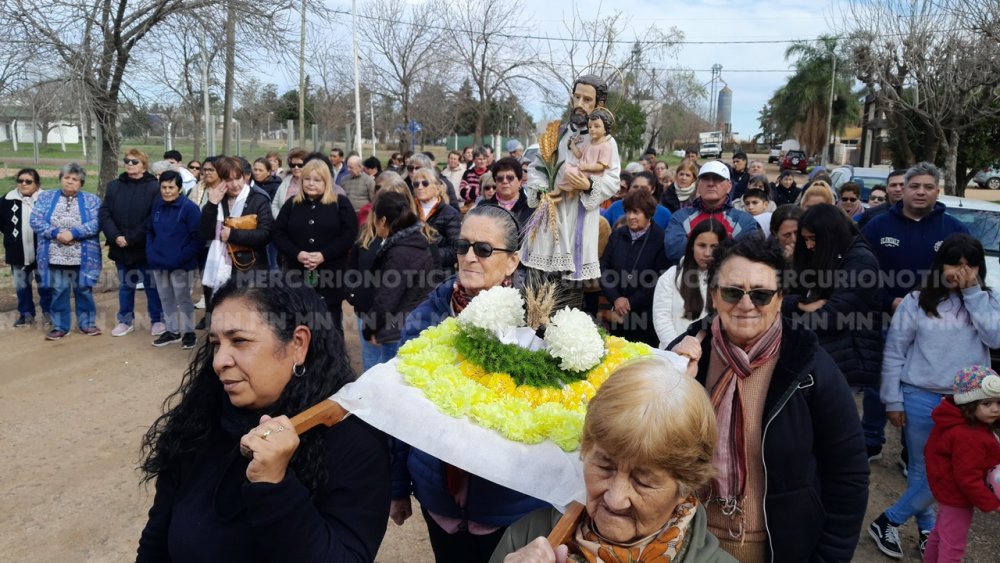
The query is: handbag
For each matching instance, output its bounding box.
[223,214,258,271]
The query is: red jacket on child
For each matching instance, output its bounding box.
[925,397,1000,511]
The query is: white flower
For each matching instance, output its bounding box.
[457,286,525,335]
[982,374,1000,397]
[545,308,605,372]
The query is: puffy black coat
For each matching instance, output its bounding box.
[99,172,160,265]
[271,195,357,301]
[346,238,383,313]
[783,235,884,387]
[251,176,282,201]
[423,201,462,271]
[198,186,273,271]
[362,225,435,344]
[771,184,802,207]
[677,317,870,563]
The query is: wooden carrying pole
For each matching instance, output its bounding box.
[547,501,585,549]
[289,399,350,434]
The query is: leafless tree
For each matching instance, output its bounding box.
[358,0,447,150]
[12,78,79,151]
[844,0,1000,196]
[449,0,539,144]
[1,0,290,194]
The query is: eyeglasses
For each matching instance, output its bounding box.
[841,197,858,202]
[413,180,432,188]
[455,240,514,258]
[16,178,35,185]
[124,158,141,165]
[189,165,201,171]
[406,165,421,172]
[869,196,885,202]
[202,167,216,174]
[289,162,304,169]
[495,174,517,183]
[717,286,779,306]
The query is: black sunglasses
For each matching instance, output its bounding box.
[869,196,885,202]
[717,286,779,306]
[289,162,304,169]
[455,240,514,258]
[495,174,518,183]
[123,158,141,165]
[413,179,432,188]
[841,197,858,202]
[189,165,201,170]
[16,178,35,184]
[406,165,420,172]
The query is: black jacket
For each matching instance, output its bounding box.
[771,185,802,207]
[99,172,160,265]
[346,238,383,313]
[251,176,282,201]
[479,190,535,235]
[199,187,273,271]
[783,235,884,387]
[677,318,869,563]
[423,201,462,270]
[362,225,435,344]
[857,202,890,229]
[600,223,669,347]
[136,414,390,562]
[271,195,357,300]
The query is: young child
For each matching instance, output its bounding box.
[742,187,773,236]
[923,365,1000,562]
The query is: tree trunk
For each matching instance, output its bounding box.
[93,97,122,197]
[941,129,960,197]
[886,107,915,165]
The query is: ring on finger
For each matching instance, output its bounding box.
[260,428,272,440]
[275,425,285,433]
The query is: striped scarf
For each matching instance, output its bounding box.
[707,315,782,522]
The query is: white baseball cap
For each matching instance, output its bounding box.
[698,161,731,180]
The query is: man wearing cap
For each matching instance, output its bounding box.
[506,139,523,160]
[663,161,761,263]
[730,151,750,201]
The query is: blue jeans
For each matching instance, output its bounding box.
[357,317,383,372]
[862,386,887,447]
[116,263,163,324]
[377,341,400,365]
[884,385,942,530]
[12,265,52,317]
[49,266,96,332]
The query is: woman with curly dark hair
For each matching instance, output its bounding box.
[137,281,390,562]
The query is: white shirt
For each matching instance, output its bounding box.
[652,264,709,348]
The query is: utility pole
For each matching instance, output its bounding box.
[222,1,236,154]
[202,45,212,158]
[298,0,307,148]
[352,0,363,154]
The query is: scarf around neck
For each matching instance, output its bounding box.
[450,276,514,315]
[574,495,699,563]
[675,183,696,202]
[707,315,782,527]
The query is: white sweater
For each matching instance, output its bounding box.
[652,264,709,348]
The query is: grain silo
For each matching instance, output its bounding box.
[716,86,732,135]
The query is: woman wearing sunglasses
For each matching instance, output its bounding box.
[270,148,309,220]
[391,205,547,562]
[100,148,165,338]
[838,181,865,221]
[411,167,461,271]
[669,237,868,562]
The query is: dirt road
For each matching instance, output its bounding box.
[1,288,998,562]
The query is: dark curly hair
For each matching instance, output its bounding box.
[707,236,788,292]
[140,280,356,494]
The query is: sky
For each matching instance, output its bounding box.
[309,0,844,141]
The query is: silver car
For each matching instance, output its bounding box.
[973,165,1000,190]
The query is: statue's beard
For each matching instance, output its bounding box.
[570,108,589,132]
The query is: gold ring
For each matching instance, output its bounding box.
[260,429,272,440]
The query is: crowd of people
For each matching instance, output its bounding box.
[3,136,999,562]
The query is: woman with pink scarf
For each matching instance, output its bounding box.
[670,237,869,562]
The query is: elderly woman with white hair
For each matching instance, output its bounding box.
[491,356,735,563]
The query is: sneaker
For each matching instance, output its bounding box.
[111,322,134,337]
[150,322,167,336]
[14,314,34,328]
[867,444,883,462]
[194,296,206,310]
[196,317,207,330]
[80,326,102,336]
[152,331,181,347]
[868,513,903,559]
[919,530,931,557]
[45,329,68,341]
[181,332,197,349]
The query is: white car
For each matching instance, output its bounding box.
[672,149,686,158]
[940,195,1000,289]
